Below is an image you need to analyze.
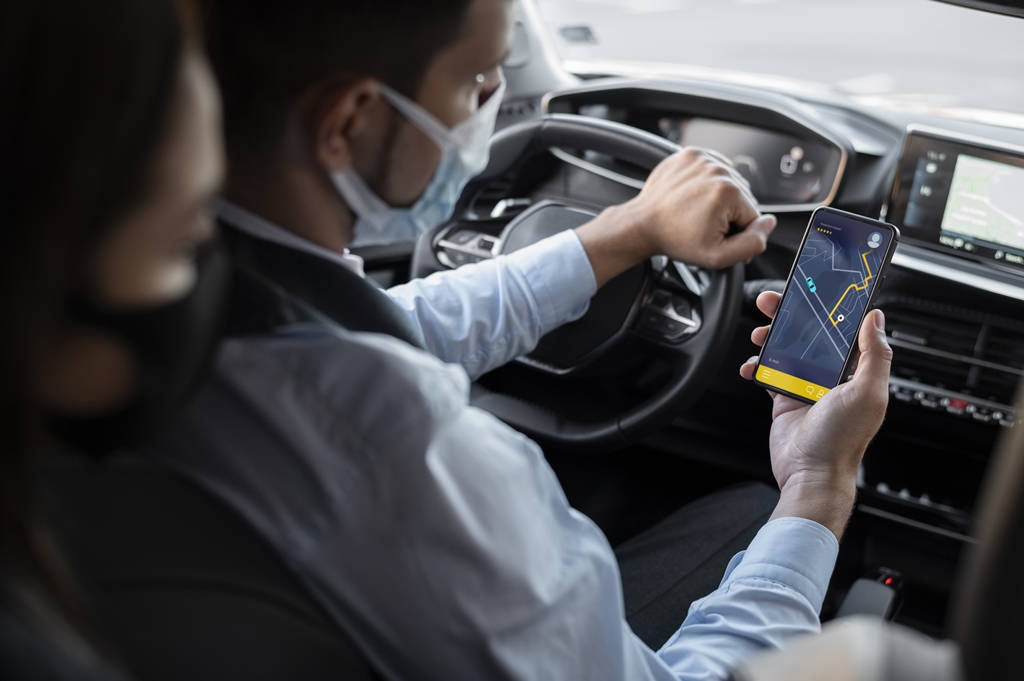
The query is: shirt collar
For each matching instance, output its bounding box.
[216,200,365,278]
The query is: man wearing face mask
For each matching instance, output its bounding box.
[210,0,778,379]
[148,0,893,679]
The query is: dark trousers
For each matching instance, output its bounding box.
[615,482,780,650]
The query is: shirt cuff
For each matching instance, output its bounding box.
[719,517,839,613]
[505,229,598,333]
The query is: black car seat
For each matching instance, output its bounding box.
[39,453,379,681]
[0,601,124,681]
[35,261,412,680]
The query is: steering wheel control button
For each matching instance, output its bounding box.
[672,298,692,319]
[660,318,688,339]
[672,261,704,296]
[640,311,665,333]
[649,291,671,307]
[489,197,531,219]
[445,249,471,265]
[437,228,503,269]
[449,231,477,245]
[639,288,702,343]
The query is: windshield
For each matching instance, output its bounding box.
[536,0,1024,121]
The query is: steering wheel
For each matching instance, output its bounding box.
[413,114,744,452]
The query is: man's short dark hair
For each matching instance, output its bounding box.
[206,0,474,160]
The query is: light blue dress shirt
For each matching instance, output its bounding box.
[163,206,840,681]
[218,201,594,379]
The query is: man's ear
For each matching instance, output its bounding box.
[314,78,384,174]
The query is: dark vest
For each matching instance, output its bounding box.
[221,220,423,348]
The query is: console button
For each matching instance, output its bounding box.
[946,398,968,415]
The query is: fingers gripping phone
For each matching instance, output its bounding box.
[754,207,899,404]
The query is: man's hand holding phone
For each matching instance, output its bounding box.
[740,291,893,540]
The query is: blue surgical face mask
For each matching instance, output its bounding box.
[333,79,506,246]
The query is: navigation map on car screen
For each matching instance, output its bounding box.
[940,154,1024,255]
[756,211,893,402]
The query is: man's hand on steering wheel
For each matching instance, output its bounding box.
[574,147,778,288]
[740,291,893,540]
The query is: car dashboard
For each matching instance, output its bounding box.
[480,74,1024,633]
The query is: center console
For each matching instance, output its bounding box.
[880,126,1024,436]
[851,127,1024,570]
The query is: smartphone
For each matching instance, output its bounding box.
[754,206,899,404]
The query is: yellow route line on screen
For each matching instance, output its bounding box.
[828,251,873,326]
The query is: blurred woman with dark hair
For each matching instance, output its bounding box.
[0,0,226,677]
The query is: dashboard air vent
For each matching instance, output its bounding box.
[885,298,1024,407]
[980,327,1024,401]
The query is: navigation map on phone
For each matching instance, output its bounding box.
[756,210,894,402]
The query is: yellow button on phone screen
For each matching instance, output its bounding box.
[756,365,831,402]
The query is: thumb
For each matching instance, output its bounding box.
[710,214,776,268]
[851,309,893,396]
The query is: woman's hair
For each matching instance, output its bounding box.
[0,0,198,658]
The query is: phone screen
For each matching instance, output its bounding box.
[756,209,895,402]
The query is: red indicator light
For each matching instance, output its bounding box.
[949,399,968,410]
[884,577,894,586]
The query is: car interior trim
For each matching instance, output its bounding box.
[888,376,1016,415]
[888,338,1024,378]
[857,505,978,544]
[892,246,1024,303]
[541,78,849,212]
[548,145,647,190]
[902,124,1024,159]
[511,244,652,375]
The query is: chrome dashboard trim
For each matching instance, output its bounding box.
[549,146,646,190]
[541,78,849,213]
[857,505,977,544]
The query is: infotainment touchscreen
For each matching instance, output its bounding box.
[941,155,1024,255]
[887,127,1024,274]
